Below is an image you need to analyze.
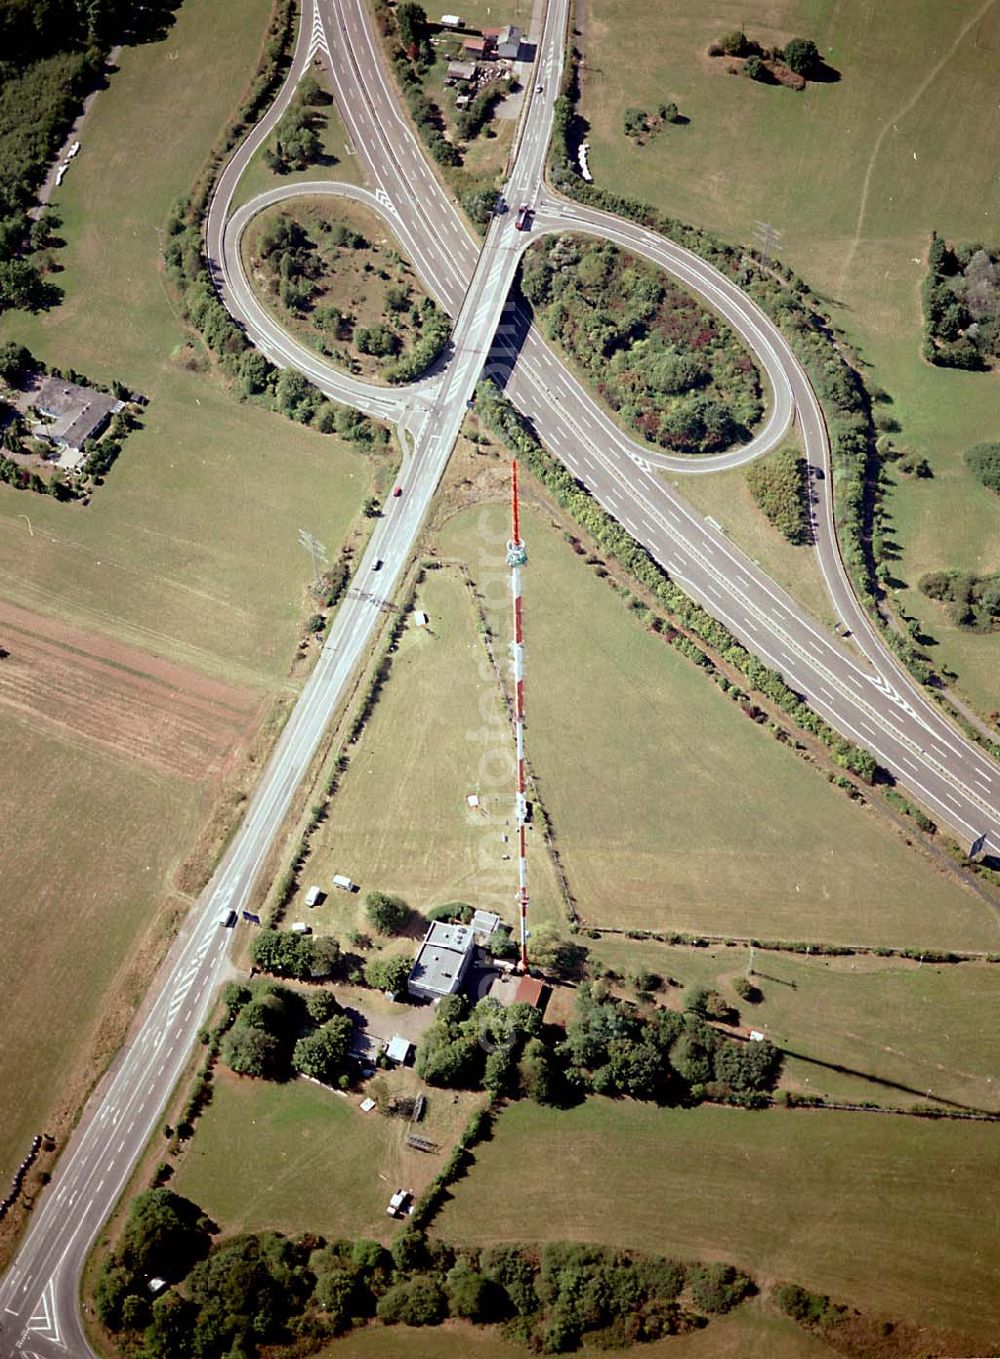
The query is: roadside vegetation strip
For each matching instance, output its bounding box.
[476,379,878,784]
[242,196,451,384]
[520,234,763,455]
[434,1099,1000,1345]
[369,0,513,229]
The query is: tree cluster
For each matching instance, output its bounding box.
[520,234,761,454]
[414,993,547,1094]
[263,86,324,174]
[96,1203,756,1357]
[455,80,509,142]
[623,102,683,142]
[557,982,780,1106]
[219,977,351,1086]
[708,32,823,85]
[461,186,500,226]
[364,890,410,935]
[249,927,340,981]
[918,568,1000,632]
[745,445,809,544]
[93,1188,212,1335]
[966,441,1000,497]
[922,234,999,370]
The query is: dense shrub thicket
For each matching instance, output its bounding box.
[965,441,1000,496]
[745,445,809,543]
[95,1205,756,1357]
[918,569,1000,632]
[520,234,762,454]
[922,233,999,370]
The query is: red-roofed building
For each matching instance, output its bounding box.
[513,975,548,1012]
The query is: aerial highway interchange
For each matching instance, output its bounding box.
[1,0,997,1353]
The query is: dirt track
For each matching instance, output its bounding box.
[0,599,264,781]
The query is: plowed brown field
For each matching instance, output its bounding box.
[0,599,263,781]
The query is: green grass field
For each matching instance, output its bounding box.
[315,1298,837,1358]
[171,1069,483,1241]
[438,503,995,951]
[579,0,1000,713]
[587,936,1000,1112]
[1,0,370,687]
[296,564,566,935]
[0,713,200,1185]
[435,1099,1000,1346]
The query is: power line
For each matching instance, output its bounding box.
[297,528,329,593]
[506,460,530,972]
[752,220,781,267]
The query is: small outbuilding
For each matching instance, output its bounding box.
[461,34,488,56]
[386,1034,412,1065]
[305,885,325,907]
[471,908,502,938]
[446,60,476,83]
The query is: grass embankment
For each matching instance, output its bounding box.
[170,1069,484,1242]
[292,565,566,935]
[579,0,1000,711]
[587,936,1000,1112]
[242,196,448,384]
[435,1099,1000,1345]
[231,83,365,209]
[667,463,834,627]
[438,503,995,951]
[0,0,370,1194]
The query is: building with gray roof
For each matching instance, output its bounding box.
[408,921,476,1001]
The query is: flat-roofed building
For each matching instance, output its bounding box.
[408,920,476,1000]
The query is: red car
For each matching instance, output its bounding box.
[392,486,403,497]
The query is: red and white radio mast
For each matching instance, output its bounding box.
[506,461,530,972]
